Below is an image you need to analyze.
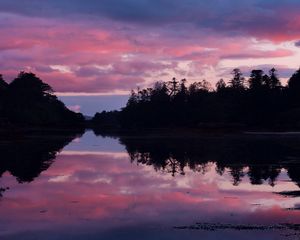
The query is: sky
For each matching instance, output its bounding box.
[1,0,300,114]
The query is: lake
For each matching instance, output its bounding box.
[1,130,300,239]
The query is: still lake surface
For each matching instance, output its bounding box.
[1,130,300,239]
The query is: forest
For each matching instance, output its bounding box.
[0,72,84,130]
[92,67,300,130]
[2,68,300,131]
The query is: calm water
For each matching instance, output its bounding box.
[1,131,300,239]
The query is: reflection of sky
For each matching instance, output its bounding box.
[1,134,300,239]
[63,130,126,153]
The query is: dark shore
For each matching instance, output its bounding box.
[90,124,300,139]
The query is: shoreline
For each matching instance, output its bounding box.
[3,125,300,138]
[90,126,300,138]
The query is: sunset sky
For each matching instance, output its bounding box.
[1,0,300,114]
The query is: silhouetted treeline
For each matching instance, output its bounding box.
[93,67,300,130]
[0,72,84,129]
[91,110,121,130]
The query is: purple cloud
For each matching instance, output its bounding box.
[0,1,300,94]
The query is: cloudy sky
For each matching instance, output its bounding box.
[1,0,300,114]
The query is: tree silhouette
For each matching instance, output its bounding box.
[168,77,179,96]
[9,72,53,97]
[288,68,300,96]
[90,67,300,130]
[249,70,264,90]
[229,68,245,90]
[0,71,84,128]
[0,74,8,92]
[0,74,8,117]
[269,68,281,89]
[151,81,169,103]
[262,74,271,89]
[216,79,226,92]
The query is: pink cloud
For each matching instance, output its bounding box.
[0,12,299,94]
[221,49,294,60]
[67,105,81,113]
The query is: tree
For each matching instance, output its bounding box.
[262,74,271,89]
[249,70,264,90]
[126,90,138,107]
[216,79,226,92]
[0,74,8,92]
[168,77,179,96]
[174,79,188,100]
[151,81,170,103]
[288,68,300,92]
[2,71,84,127]
[0,74,8,118]
[137,88,151,103]
[229,68,245,90]
[179,79,187,93]
[92,111,120,129]
[199,80,211,91]
[9,71,54,100]
[269,68,281,89]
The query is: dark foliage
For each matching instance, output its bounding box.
[93,67,300,130]
[0,72,85,128]
[90,110,121,131]
[0,74,8,92]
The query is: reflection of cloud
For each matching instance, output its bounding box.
[48,175,71,183]
[60,150,128,158]
[92,177,112,184]
[1,151,300,238]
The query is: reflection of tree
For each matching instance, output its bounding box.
[248,165,281,186]
[287,166,300,187]
[0,187,9,197]
[0,130,83,184]
[229,166,245,186]
[119,136,300,187]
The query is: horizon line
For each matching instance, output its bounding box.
[56,92,130,97]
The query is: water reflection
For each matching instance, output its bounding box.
[0,131,83,184]
[1,132,300,239]
[119,135,300,188]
